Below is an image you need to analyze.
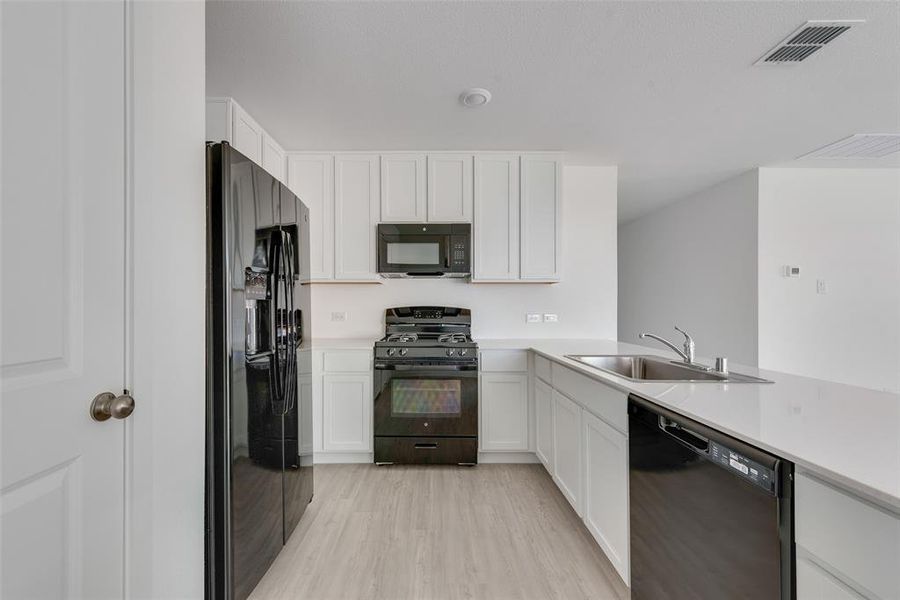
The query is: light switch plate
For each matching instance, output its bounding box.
[331,311,348,322]
[543,313,559,323]
[816,279,828,294]
[526,313,542,323]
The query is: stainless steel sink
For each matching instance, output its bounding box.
[564,355,772,383]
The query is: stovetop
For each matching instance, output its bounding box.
[375,306,477,361]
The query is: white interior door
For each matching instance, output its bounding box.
[1,2,128,598]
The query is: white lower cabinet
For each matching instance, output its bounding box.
[796,472,900,600]
[582,409,630,584]
[552,390,582,515]
[480,373,529,451]
[322,372,372,452]
[534,377,554,472]
[797,555,865,600]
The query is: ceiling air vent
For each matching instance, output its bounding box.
[755,20,864,65]
[799,134,900,159]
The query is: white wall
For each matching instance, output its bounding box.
[618,170,759,365]
[129,1,206,598]
[312,166,618,340]
[758,168,900,392]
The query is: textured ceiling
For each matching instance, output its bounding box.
[206,1,900,222]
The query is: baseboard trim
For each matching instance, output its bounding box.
[314,452,373,464]
[478,451,540,464]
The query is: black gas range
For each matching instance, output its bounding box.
[373,306,478,465]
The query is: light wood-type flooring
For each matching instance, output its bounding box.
[249,464,630,600]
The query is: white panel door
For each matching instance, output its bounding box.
[427,154,473,222]
[380,154,425,222]
[262,133,285,182]
[334,155,379,280]
[534,377,554,472]
[582,410,630,584]
[473,155,520,280]
[1,2,128,598]
[552,390,582,515]
[480,373,529,452]
[322,374,372,452]
[520,155,561,280]
[287,154,334,280]
[231,101,262,164]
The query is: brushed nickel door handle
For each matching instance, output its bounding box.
[90,391,135,421]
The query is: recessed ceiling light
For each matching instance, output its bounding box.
[459,88,492,107]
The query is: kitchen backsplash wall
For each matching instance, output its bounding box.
[311,166,618,340]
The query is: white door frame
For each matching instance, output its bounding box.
[124,1,206,598]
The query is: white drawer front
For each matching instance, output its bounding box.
[534,354,552,383]
[323,350,372,373]
[551,363,627,433]
[796,473,900,600]
[480,350,528,373]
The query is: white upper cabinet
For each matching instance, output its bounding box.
[380,154,426,222]
[261,132,285,182]
[231,101,263,165]
[473,155,520,280]
[334,154,380,280]
[427,154,473,222]
[287,154,334,281]
[206,97,287,184]
[520,155,561,281]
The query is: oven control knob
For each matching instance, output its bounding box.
[446,348,455,356]
[387,348,395,356]
[399,348,408,356]
[460,349,468,356]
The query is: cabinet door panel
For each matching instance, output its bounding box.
[287,154,334,280]
[480,373,529,451]
[520,155,561,280]
[797,556,864,600]
[322,373,372,452]
[534,378,554,472]
[583,410,629,584]
[262,133,285,182]
[473,155,519,280]
[427,154,473,222]
[334,155,379,280]
[381,154,425,222]
[232,103,262,164]
[552,390,582,515]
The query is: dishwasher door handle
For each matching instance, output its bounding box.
[659,416,710,452]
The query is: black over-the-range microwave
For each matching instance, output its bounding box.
[376,223,471,278]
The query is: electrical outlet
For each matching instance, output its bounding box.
[526,313,542,323]
[816,279,828,295]
[331,311,348,322]
[543,313,558,323]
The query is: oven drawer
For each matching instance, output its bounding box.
[375,436,478,465]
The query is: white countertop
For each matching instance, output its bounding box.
[481,338,900,511]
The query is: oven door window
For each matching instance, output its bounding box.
[391,379,461,418]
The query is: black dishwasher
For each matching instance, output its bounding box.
[628,395,794,600]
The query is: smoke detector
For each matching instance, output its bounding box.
[755,20,864,65]
[459,88,492,107]
[799,134,900,159]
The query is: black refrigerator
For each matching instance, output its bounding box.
[206,142,314,600]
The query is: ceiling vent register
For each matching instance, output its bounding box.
[799,134,900,160]
[756,20,863,65]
